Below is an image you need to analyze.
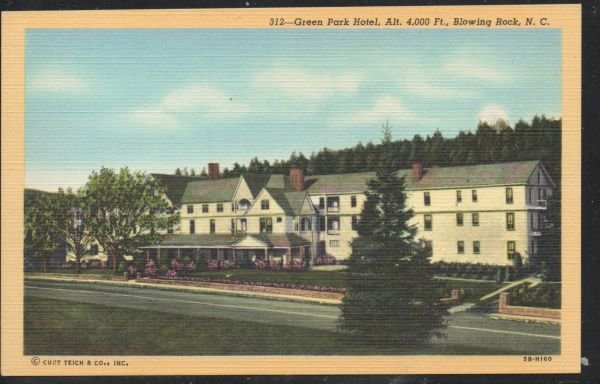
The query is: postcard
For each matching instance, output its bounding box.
[1,4,581,376]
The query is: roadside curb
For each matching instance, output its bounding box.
[24,276,342,306]
[488,313,561,325]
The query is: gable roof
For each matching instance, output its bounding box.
[413,160,542,190]
[151,174,207,206]
[241,174,272,198]
[181,177,241,204]
[263,188,314,216]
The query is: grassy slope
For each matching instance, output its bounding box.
[188,269,348,288]
[25,297,503,355]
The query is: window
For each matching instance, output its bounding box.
[352,215,358,230]
[507,241,516,260]
[276,217,282,223]
[541,189,546,201]
[424,214,432,231]
[506,188,513,204]
[327,216,340,232]
[531,239,536,255]
[90,244,99,255]
[528,188,532,203]
[473,241,480,254]
[231,203,235,212]
[472,213,479,226]
[189,220,195,234]
[424,192,431,206]
[231,219,235,233]
[217,203,223,213]
[318,216,326,232]
[456,190,462,203]
[456,213,464,226]
[457,241,465,254]
[538,172,541,184]
[259,217,273,233]
[472,190,478,202]
[261,199,270,210]
[237,199,250,210]
[187,205,194,214]
[351,195,357,207]
[424,240,433,250]
[240,218,247,232]
[319,197,325,209]
[300,217,312,231]
[210,219,216,234]
[327,196,340,211]
[506,212,515,230]
[202,204,209,213]
[329,240,340,248]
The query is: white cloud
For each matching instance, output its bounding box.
[253,69,361,101]
[443,59,511,83]
[330,96,432,128]
[129,108,180,129]
[29,69,89,93]
[478,105,509,123]
[129,84,249,129]
[401,81,476,99]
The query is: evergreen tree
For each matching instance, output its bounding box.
[339,124,447,347]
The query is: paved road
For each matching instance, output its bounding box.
[25,280,560,355]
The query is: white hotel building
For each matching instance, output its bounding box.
[142,160,555,267]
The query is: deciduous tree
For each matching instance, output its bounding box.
[85,167,179,275]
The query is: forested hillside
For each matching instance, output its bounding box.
[176,115,561,185]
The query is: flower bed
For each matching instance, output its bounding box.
[151,275,345,293]
[314,255,337,266]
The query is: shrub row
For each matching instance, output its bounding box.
[510,284,561,309]
[432,261,526,282]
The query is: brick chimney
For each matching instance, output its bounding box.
[289,167,305,192]
[208,163,220,180]
[412,161,423,181]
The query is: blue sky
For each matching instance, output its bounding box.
[25,28,561,191]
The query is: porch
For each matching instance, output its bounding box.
[140,233,314,267]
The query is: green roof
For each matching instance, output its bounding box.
[175,160,545,204]
[413,160,541,190]
[142,233,310,248]
[152,174,206,206]
[181,177,240,204]
[264,188,312,215]
[243,233,312,247]
[305,172,377,194]
[241,174,272,198]
[149,234,244,247]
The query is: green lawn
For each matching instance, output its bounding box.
[188,269,348,288]
[24,296,504,355]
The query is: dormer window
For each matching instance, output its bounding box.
[261,199,270,210]
[237,199,251,210]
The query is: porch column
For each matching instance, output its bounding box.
[177,248,181,259]
[286,247,292,265]
[232,248,237,267]
[145,249,149,262]
[157,247,161,264]
[265,247,269,262]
